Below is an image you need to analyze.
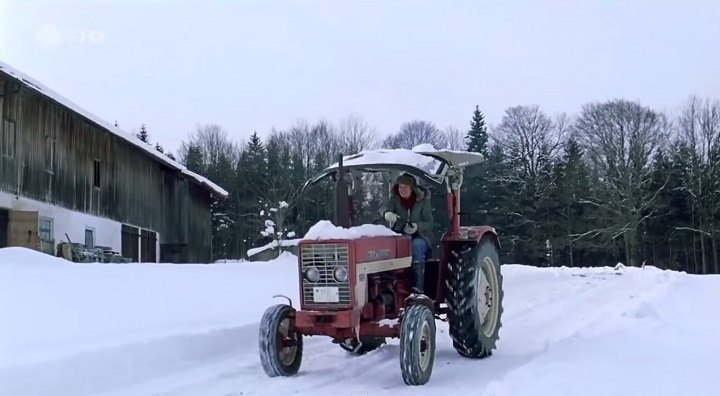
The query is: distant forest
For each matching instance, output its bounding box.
[142,95,720,274]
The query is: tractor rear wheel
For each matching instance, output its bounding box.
[399,303,436,385]
[445,236,504,358]
[259,304,303,377]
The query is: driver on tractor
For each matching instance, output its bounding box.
[381,173,433,295]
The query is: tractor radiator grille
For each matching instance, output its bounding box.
[300,243,351,306]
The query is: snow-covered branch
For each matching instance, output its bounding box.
[673,226,712,237]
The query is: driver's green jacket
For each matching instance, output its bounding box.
[380,181,434,244]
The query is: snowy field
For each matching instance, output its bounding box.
[1,246,718,396]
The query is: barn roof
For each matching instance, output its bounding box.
[0,59,228,198]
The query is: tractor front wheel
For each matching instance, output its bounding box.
[259,304,303,377]
[399,303,436,386]
[446,236,504,358]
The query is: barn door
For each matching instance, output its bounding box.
[140,229,157,263]
[0,209,8,248]
[8,210,40,250]
[121,224,139,262]
[148,230,157,262]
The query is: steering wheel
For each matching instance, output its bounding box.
[372,214,409,234]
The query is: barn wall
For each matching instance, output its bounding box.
[0,190,123,252]
[0,73,216,262]
[186,182,213,263]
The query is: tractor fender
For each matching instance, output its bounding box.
[442,226,501,250]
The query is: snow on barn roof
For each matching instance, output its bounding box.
[0,60,228,197]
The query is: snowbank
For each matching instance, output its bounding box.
[0,247,298,369]
[302,220,399,240]
[1,245,719,396]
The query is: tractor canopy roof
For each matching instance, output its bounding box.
[305,144,484,188]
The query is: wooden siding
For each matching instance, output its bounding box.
[0,74,214,262]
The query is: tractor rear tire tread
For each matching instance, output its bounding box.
[445,236,504,358]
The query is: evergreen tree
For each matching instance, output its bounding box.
[234,132,268,256]
[465,105,488,155]
[639,148,680,270]
[460,106,490,229]
[206,152,237,259]
[549,137,596,267]
[137,124,150,144]
[168,100,720,272]
[155,142,164,153]
[183,144,205,174]
[668,142,703,273]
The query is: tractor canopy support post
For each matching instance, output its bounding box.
[451,190,460,237]
[446,167,462,238]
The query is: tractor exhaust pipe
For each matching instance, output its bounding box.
[334,153,351,228]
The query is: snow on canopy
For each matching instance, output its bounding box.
[322,144,485,178]
[0,60,228,197]
[325,146,444,175]
[412,143,485,167]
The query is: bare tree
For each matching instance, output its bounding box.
[286,119,314,169]
[311,119,343,166]
[443,125,465,150]
[574,99,670,266]
[177,123,241,167]
[337,114,379,153]
[383,119,447,149]
[492,106,564,179]
[678,96,720,163]
[490,105,566,200]
[280,119,345,170]
[483,105,568,258]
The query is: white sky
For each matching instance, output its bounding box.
[1,0,719,155]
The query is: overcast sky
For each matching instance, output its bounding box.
[1,0,719,155]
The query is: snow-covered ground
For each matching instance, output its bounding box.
[1,246,718,396]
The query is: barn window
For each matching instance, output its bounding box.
[45,111,57,173]
[93,159,100,188]
[1,80,17,158]
[39,217,53,241]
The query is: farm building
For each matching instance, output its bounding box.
[0,60,227,263]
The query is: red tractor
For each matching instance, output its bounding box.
[258,147,504,386]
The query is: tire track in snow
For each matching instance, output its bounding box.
[220,266,682,396]
[478,266,682,395]
[7,265,680,396]
[0,324,262,396]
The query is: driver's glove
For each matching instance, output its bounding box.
[384,211,400,223]
[404,222,418,235]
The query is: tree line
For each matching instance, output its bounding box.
[159,96,720,274]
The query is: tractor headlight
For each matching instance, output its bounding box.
[333,266,348,282]
[304,267,320,282]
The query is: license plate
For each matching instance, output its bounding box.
[313,286,339,303]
